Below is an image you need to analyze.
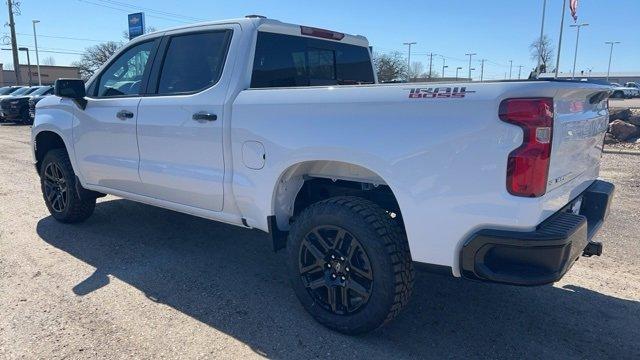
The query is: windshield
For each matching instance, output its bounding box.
[10,87,37,96]
[0,87,19,95]
[30,86,53,96]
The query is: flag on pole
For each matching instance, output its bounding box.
[570,0,579,21]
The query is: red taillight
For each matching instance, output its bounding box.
[300,26,345,40]
[499,98,554,197]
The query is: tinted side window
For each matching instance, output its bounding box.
[251,32,375,88]
[157,31,231,95]
[97,41,154,97]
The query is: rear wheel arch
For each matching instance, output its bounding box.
[271,161,406,242]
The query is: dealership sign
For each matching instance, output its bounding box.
[128,12,145,40]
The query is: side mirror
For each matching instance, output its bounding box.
[54,78,87,110]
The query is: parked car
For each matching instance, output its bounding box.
[32,16,614,334]
[0,86,50,124]
[0,86,24,121]
[624,82,640,97]
[27,85,54,123]
[610,83,639,98]
[0,85,23,97]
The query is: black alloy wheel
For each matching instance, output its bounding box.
[298,225,373,315]
[40,148,96,223]
[287,196,414,334]
[43,162,68,213]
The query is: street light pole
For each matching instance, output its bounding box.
[441,57,447,78]
[570,23,589,79]
[465,52,476,80]
[518,65,523,79]
[605,41,620,81]
[18,47,32,86]
[32,20,42,85]
[480,59,486,82]
[508,60,513,79]
[455,67,462,80]
[555,0,567,78]
[403,42,416,82]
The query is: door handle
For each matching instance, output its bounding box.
[192,111,217,122]
[116,110,134,120]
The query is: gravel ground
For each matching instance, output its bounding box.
[0,123,639,359]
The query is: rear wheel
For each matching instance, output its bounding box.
[40,149,96,223]
[612,90,624,99]
[287,196,413,334]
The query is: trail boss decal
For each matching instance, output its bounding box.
[407,87,476,99]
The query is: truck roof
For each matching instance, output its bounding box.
[136,16,370,48]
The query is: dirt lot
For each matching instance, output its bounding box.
[0,123,638,359]
[610,97,640,109]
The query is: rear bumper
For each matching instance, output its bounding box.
[461,180,614,286]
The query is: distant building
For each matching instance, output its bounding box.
[0,64,81,86]
[539,72,640,84]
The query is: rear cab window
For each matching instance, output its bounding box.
[251,32,374,88]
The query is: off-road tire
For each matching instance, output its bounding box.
[287,196,414,334]
[40,148,96,223]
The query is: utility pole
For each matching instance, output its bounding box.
[427,53,434,78]
[518,65,523,79]
[403,42,416,82]
[555,0,567,78]
[537,0,547,70]
[480,59,486,82]
[455,67,462,81]
[465,52,476,80]
[441,57,447,78]
[605,41,620,81]
[570,23,588,79]
[7,0,22,85]
[32,20,41,85]
[509,60,513,79]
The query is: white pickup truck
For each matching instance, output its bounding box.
[32,16,614,334]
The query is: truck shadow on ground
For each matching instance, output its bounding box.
[37,198,640,359]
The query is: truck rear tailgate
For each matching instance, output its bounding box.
[547,87,609,193]
[534,85,610,219]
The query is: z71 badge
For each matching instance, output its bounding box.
[407,87,475,99]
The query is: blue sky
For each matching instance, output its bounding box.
[2,0,638,80]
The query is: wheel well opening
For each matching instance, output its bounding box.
[293,177,404,227]
[35,131,66,173]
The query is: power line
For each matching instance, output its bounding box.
[78,0,198,24]
[16,32,108,43]
[96,0,205,22]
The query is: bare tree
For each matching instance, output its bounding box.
[530,35,554,72]
[42,56,56,66]
[72,41,122,80]
[373,51,407,82]
[409,61,424,81]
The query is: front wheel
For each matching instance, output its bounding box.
[287,196,414,334]
[40,149,96,223]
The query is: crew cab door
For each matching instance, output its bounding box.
[135,26,235,211]
[74,39,160,190]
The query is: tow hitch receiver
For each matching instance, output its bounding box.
[583,241,603,257]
